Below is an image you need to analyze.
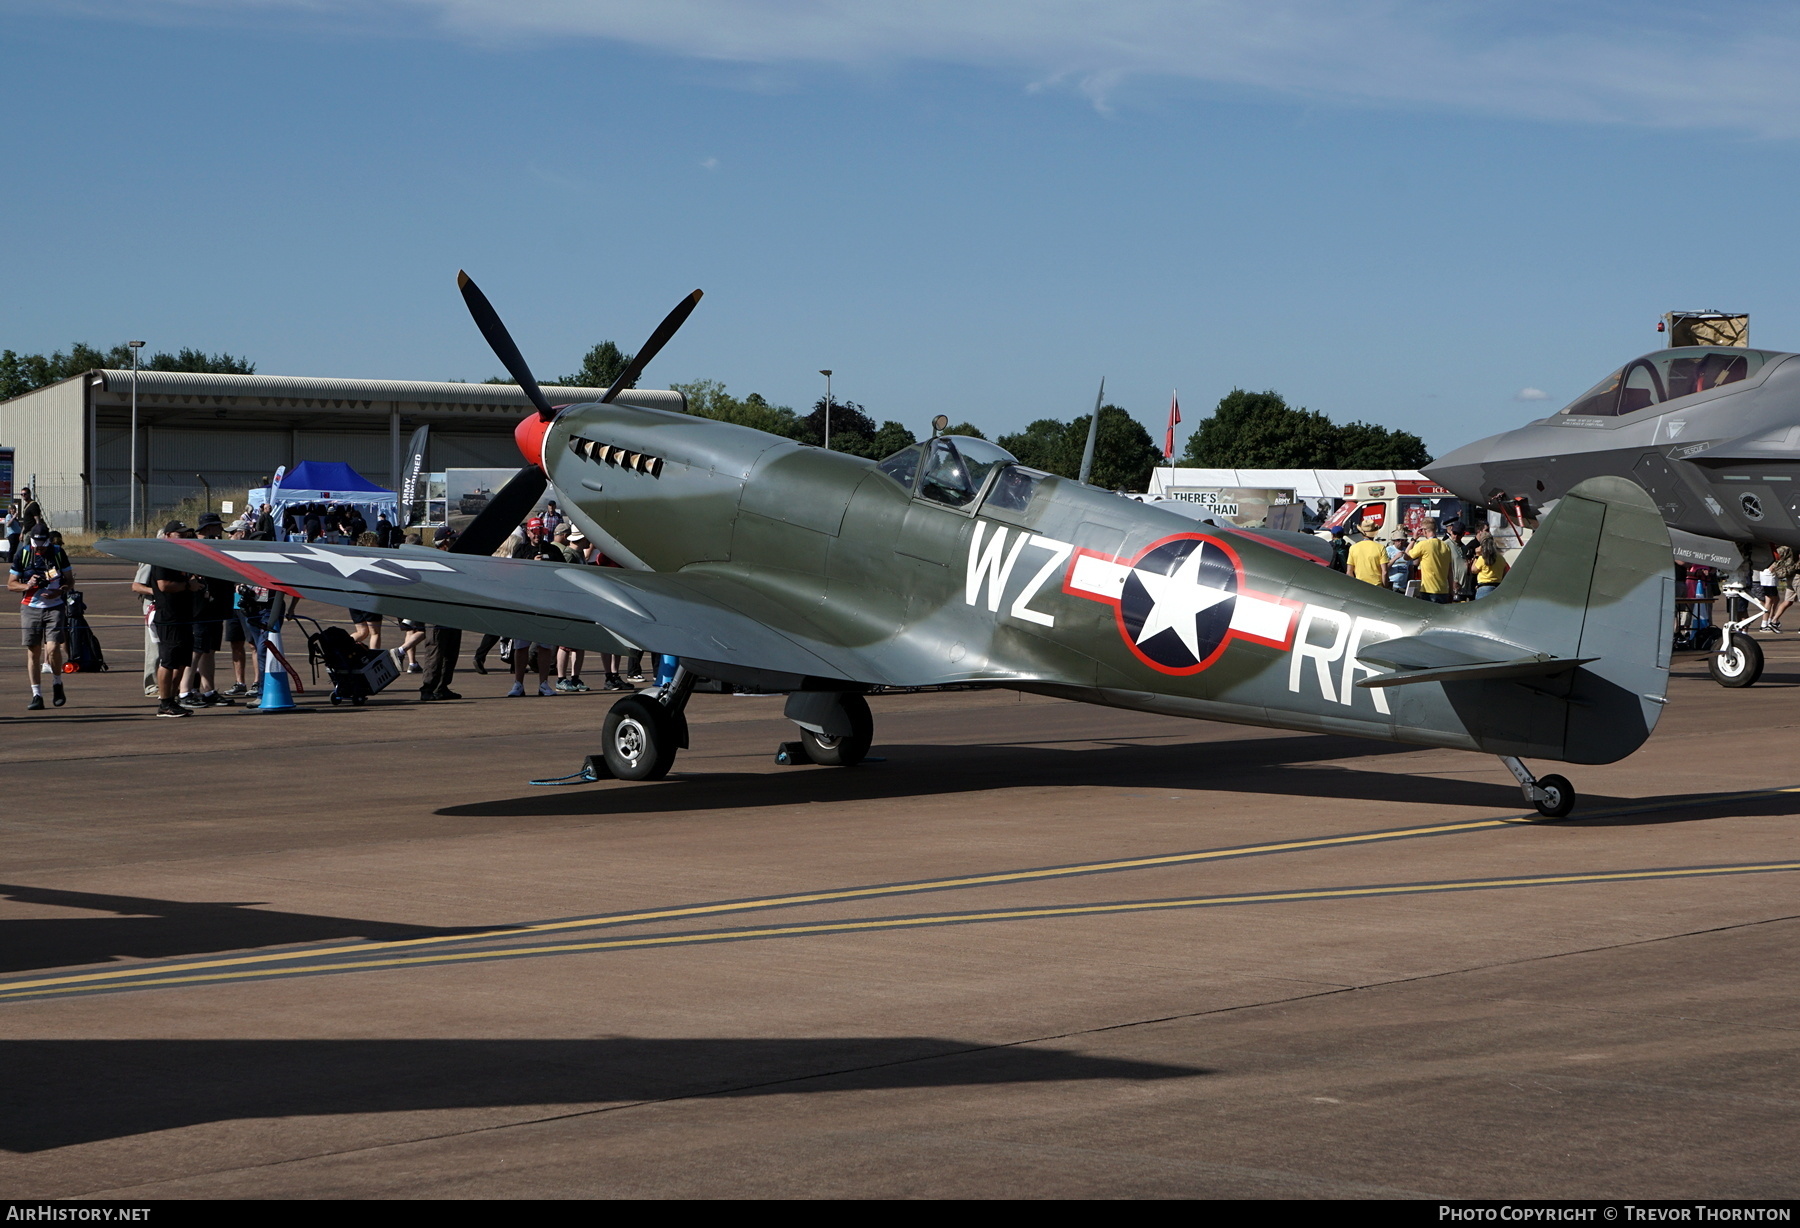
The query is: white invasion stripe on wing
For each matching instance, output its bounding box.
[1229,593,1294,644]
[1068,554,1131,600]
[391,559,454,571]
[224,550,298,563]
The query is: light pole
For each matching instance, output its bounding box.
[127,340,144,532]
[819,369,833,451]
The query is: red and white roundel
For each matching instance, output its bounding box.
[1063,533,1297,675]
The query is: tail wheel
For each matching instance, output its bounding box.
[1532,773,1576,819]
[603,694,679,780]
[800,693,873,767]
[1709,637,1764,688]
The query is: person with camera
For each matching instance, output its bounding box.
[179,512,237,707]
[147,520,204,717]
[9,524,74,710]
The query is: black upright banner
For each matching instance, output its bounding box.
[397,425,430,526]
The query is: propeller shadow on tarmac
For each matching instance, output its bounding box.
[0,1037,1211,1152]
[438,734,1620,820]
[0,884,513,976]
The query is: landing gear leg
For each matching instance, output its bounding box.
[1498,755,1575,818]
[779,691,874,767]
[1709,623,1765,688]
[601,664,695,781]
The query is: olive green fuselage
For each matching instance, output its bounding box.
[543,402,1669,766]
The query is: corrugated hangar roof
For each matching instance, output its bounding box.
[88,369,686,412]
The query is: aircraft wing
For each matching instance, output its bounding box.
[96,538,864,684]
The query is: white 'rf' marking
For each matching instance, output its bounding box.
[966,522,1073,628]
[1287,605,1402,715]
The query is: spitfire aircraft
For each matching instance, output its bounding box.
[101,277,1678,817]
[1427,343,1800,686]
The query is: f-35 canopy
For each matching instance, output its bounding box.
[1559,346,1784,419]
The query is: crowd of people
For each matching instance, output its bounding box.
[129,514,270,717]
[35,504,646,716]
[1326,516,1512,602]
[466,513,644,697]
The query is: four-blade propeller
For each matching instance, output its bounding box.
[449,273,701,556]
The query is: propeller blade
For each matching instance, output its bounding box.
[458,270,557,422]
[449,464,548,556]
[600,289,704,403]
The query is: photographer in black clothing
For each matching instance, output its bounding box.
[180,513,236,707]
[418,526,464,701]
[148,521,204,718]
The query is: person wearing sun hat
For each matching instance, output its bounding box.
[1345,519,1388,586]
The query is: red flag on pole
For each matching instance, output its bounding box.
[1163,390,1181,459]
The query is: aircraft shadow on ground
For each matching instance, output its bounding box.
[438,735,1620,820]
[0,1037,1211,1151]
[0,884,509,976]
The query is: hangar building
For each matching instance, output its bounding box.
[0,370,684,531]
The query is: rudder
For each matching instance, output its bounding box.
[1454,476,1673,764]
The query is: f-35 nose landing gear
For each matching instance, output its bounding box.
[1499,755,1576,818]
[601,665,695,780]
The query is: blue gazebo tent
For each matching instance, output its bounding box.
[249,461,398,539]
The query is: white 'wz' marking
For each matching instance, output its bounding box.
[966,522,1072,628]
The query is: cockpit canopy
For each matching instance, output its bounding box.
[876,435,1044,511]
[1559,346,1778,418]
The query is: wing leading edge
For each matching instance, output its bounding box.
[97,538,865,685]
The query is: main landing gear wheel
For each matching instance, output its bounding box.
[799,693,873,767]
[1531,773,1576,819]
[603,694,679,780]
[1709,636,1764,688]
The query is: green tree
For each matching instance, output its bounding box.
[997,418,1074,475]
[1181,389,1429,468]
[941,422,986,440]
[801,396,878,453]
[1333,419,1431,468]
[997,404,1160,491]
[868,420,919,456]
[559,341,635,389]
[1,342,254,401]
[146,347,255,375]
[669,379,808,440]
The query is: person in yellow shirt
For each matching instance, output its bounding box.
[1345,520,1388,585]
[1473,526,1509,598]
[1406,522,1454,603]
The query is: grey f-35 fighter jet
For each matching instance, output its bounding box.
[1427,343,1800,686]
[99,277,1679,817]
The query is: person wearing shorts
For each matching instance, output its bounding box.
[507,639,556,696]
[181,513,236,707]
[10,525,73,710]
[149,521,203,717]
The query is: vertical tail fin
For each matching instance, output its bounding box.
[1453,476,1674,763]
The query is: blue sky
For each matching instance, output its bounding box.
[6,1,1800,457]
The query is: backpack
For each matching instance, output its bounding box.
[64,591,108,672]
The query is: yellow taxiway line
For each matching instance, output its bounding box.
[4,785,1794,1001]
[3,859,1795,1002]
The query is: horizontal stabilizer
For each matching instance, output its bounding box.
[1354,630,1593,689]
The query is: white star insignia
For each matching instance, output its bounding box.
[282,544,403,579]
[1131,547,1234,660]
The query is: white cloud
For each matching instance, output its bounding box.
[1514,387,1550,401]
[700,156,718,170]
[74,2,1800,135]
